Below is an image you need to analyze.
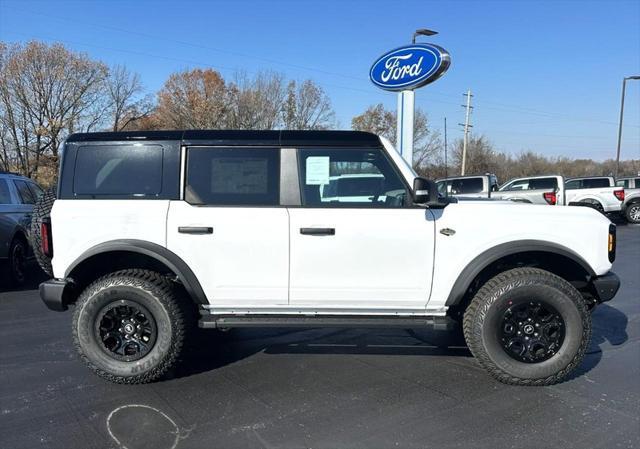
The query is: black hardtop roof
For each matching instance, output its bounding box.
[65,130,381,147]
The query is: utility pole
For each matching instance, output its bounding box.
[459,90,473,176]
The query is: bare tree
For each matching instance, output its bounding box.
[106,65,153,131]
[282,80,335,130]
[351,103,441,173]
[227,71,286,129]
[0,41,108,180]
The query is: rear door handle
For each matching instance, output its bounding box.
[300,227,335,236]
[178,226,213,235]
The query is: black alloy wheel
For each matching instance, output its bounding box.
[500,300,565,363]
[95,300,157,362]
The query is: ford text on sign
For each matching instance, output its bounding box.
[369,44,451,91]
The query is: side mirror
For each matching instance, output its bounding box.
[413,177,438,204]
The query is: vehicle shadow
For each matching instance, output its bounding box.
[173,325,472,380]
[567,303,629,379]
[174,304,627,382]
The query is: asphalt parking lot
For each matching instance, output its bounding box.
[1,224,638,449]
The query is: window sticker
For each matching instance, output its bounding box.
[305,156,330,185]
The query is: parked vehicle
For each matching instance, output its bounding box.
[564,176,624,213]
[0,171,43,285]
[494,175,625,212]
[435,174,499,198]
[617,176,640,223]
[615,176,640,190]
[35,130,619,386]
[493,175,562,205]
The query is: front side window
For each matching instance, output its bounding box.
[437,178,484,195]
[298,148,407,207]
[13,180,36,204]
[185,147,280,206]
[0,179,13,204]
[501,179,529,191]
[74,145,163,196]
[616,179,628,188]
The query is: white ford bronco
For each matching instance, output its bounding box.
[35,130,620,386]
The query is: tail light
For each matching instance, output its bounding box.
[613,189,625,201]
[41,220,53,258]
[543,191,557,205]
[608,224,616,262]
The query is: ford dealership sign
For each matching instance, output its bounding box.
[370,44,451,91]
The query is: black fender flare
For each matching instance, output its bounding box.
[445,240,596,306]
[65,239,208,304]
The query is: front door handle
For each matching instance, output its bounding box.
[178,226,213,235]
[300,227,335,236]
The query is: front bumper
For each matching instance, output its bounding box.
[590,271,620,303]
[39,279,72,311]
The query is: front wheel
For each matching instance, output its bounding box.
[463,267,591,386]
[625,202,640,224]
[72,269,193,384]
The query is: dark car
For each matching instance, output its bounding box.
[0,172,43,285]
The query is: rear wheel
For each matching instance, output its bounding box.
[9,238,27,286]
[72,269,193,384]
[626,202,640,224]
[463,267,591,386]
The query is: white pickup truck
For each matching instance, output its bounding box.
[495,175,624,212]
[435,174,499,199]
[617,176,640,223]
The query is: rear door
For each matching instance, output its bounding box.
[288,147,435,311]
[166,146,289,306]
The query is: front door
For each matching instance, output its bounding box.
[288,147,435,311]
[167,146,289,306]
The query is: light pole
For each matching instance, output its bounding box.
[397,29,439,165]
[412,28,437,43]
[615,75,640,179]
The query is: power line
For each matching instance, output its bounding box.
[9,6,638,130]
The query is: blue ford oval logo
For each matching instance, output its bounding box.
[370,44,451,91]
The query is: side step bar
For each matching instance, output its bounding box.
[199,314,456,331]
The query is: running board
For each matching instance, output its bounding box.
[199,314,456,331]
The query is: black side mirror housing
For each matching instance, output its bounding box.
[413,177,438,204]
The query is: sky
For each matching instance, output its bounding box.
[0,0,639,161]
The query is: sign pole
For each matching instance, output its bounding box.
[396,90,415,166]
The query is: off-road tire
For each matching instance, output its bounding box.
[30,188,56,276]
[72,269,193,384]
[463,267,591,386]
[625,202,640,224]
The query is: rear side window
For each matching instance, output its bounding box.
[565,180,580,190]
[27,182,43,200]
[185,147,280,206]
[73,145,163,196]
[13,180,36,204]
[0,179,13,204]
[528,177,558,190]
[582,178,610,189]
